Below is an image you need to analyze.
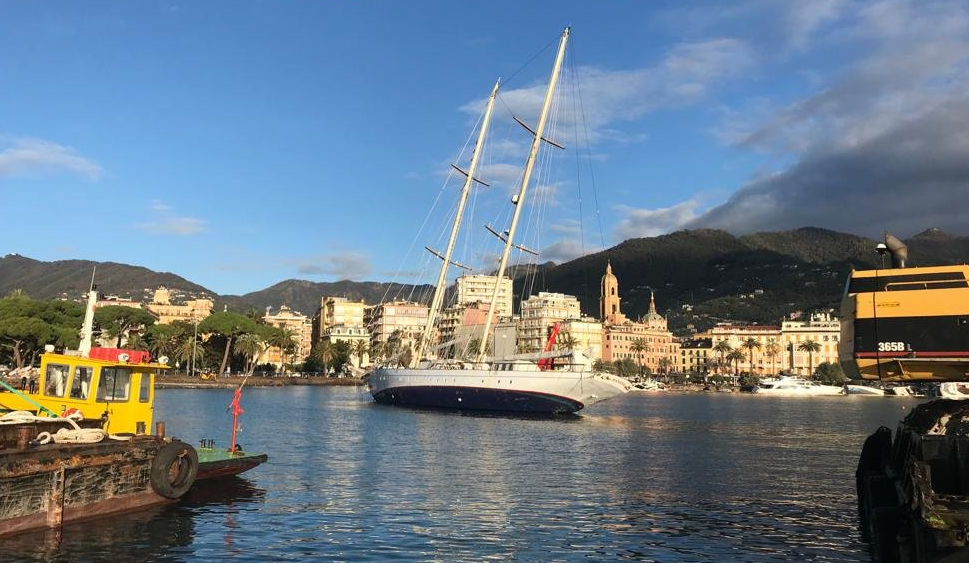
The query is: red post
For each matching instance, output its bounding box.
[228,386,244,454]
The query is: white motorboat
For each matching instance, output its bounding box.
[938,382,969,399]
[752,376,845,396]
[366,28,632,414]
[844,384,886,396]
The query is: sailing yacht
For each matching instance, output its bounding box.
[365,28,632,414]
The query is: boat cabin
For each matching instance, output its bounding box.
[0,347,165,434]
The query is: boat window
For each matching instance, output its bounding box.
[97,367,132,402]
[69,366,94,399]
[44,364,70,397]
[139,372,151,403]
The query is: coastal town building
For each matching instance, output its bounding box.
[437,301,498,358]
[519,291,582,352]
[321,325,371,368]
[706,324,783,375]
[366,300,430,357]
[262,305,314,369]
[455,275,513,318]
[558,317,604,361]
[780,313,840,376]
[311,296,366,344]
[699,313,840,376]
[600,264,679,373]
[144,287,214,325]
[679,337,713,375]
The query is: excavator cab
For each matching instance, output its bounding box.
[839,234,969,381]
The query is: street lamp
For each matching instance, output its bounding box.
[875,243,889,269]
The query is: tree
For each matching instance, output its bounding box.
[814,361,847,385]
[0,296,83,368]
[658,356,673,375]
[268,327,298,373]
[765,337,781,376]
[613,358,639,378]
[798,339,822,376]
[352,340,369,367]
[741,337,762,374]
[712,340,733,375]
[313,340,336,374]
[629,338,647,374]
[517,341,538,354]
[94,305,157,348]
[198,311,259,376]
[558,332,579,351]
[726,349,745,377]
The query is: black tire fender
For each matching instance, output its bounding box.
[150,441,199,499]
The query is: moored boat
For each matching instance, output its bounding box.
[365,28,632,414]
[844,384,886,396]
[0,285,267,535]
[752,376,844,396]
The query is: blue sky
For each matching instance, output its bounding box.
[2,1,967,295]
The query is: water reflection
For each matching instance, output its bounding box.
[4,388,924,562]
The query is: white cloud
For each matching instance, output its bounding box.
[138,200,207,236]
[692,0,969,237]
[298,252,371,280]
[615,199,704,239]
[0,137,101,180]
[460,37,755,145]
[540,238,592,264]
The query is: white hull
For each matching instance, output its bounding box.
[366,365,632,413]
[845,385,885,396]
[752,377,844,396]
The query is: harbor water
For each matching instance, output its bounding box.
[5,386,922,562]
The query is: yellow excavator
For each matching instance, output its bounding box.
[841,233,969,562]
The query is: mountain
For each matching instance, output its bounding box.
[3,227,967,329]
[0,254,213,301]
[515,227,969,332]
[222,279,433,317]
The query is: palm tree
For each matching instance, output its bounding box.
[741,337,762,374]
[558,332,579,351]
[352,340,369,367]
[658,356,673,375]
[712,340,733,375]
[727,349,745,377]
[765,338,781,376]
[630,338,647,374]
[234,332,263,374]
[517,341,538,354]
[798,339,822,376]
[315,340,335,374]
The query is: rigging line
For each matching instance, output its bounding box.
[377,99,488,308]
[500,33,561,91]
[569,48,589,313]
[570,39,606,250]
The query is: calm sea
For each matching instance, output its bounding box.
[4,386,922,562]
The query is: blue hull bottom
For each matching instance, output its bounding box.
[372,385,584,414]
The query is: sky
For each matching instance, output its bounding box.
[1,0,967,295]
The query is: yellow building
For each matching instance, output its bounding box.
[559,317,604,360]
[455,275,513,318]
[781,313,840,376]
[312,296,366,344]
[262,305,314,369]
[600,261,627,325]
[706,324,783,375]
[322,325,371,368]
[701,313,839,376]
[519,291,582,352]
[679,337,713,374]
[144,287,213,325]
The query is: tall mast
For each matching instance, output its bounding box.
[413,79,501,365]
[476,27,570,361]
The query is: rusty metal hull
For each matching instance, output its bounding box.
[0,435,171,537]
